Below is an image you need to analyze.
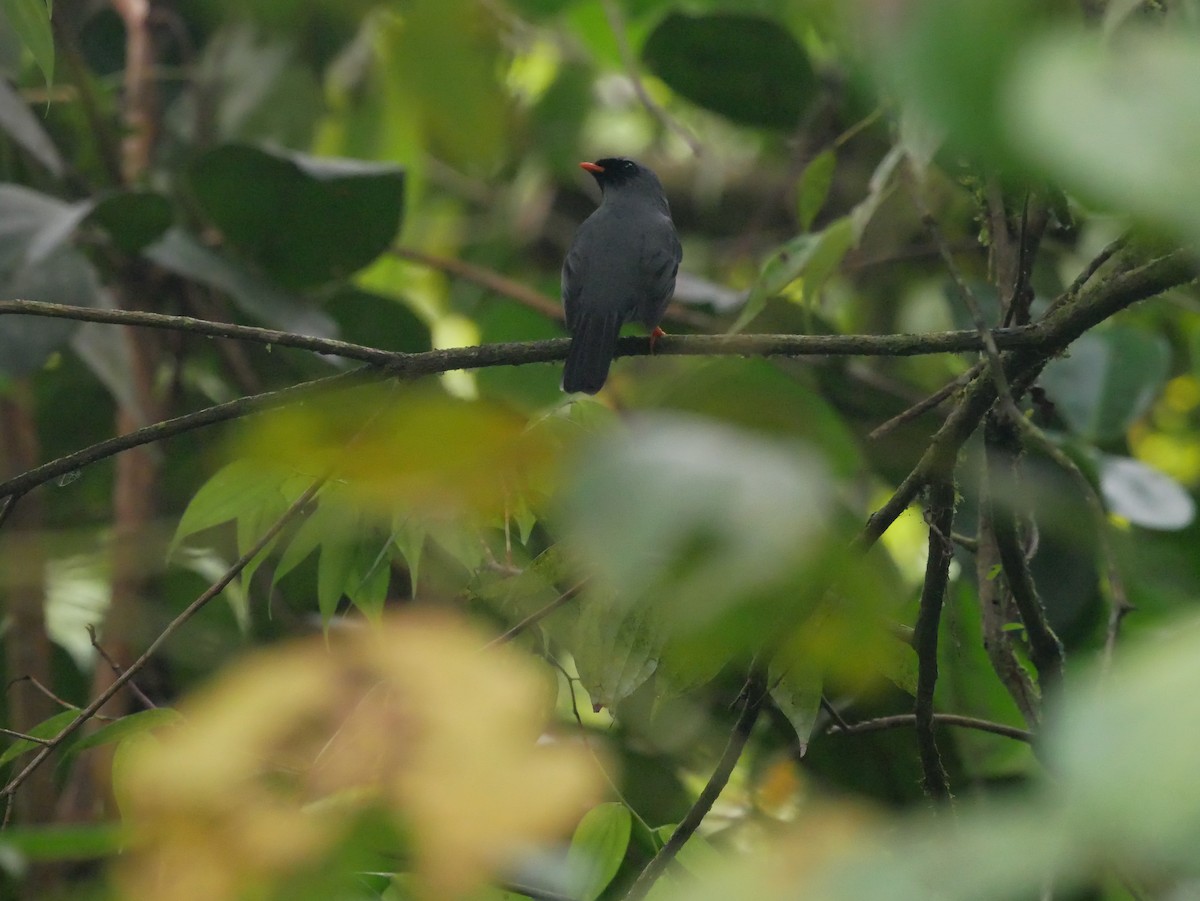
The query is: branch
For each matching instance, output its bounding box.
[985,416,1065,693]
[913,478,956,801]
[0,474,327,802]
[859,249,1194,549]
[0,298,1055,360]
[622,668,768,901]
[0,370,372,500]
[827,712,1032,744]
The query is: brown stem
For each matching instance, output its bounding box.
[913,479,956,801]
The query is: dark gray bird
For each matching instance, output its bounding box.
[561,157,682,394]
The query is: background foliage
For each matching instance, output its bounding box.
[2,0,1200,899]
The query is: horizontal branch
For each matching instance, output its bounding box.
[1,298,1049,366]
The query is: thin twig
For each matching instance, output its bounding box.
[0,475,327,803]
[913,182,1018,417]
[391,246,563,320]
[622,668,768,901]
[869,363,981,440]
[827,712,1032,744]
[1048,236,1128,316]
[87,625,156,710]
[483,580,587,649]
[985,416,1065,693]
[0,729,53,746]
[600,0,703,157]
[1012,419,1133,667]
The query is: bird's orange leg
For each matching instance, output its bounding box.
[649,326,666,353]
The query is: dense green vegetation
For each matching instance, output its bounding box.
[2,1,1200,899]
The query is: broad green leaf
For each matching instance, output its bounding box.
[2,0,53,88]
[1099,455,1195,531]
[188,143,404,290]
[144,228,337,336]
[0,184,87,269]
[572,588,663,709]
[557,416,837,643]
[1007,30,1200,244]
[642,12,816,130]
[237,386,557,522]
[170,460,291,557]
[64,708,182,758]
[386,0,508,168]
[0,245,101,377]
[88,190,173,253]
[1039,326,1169,443]
[1049,616,1200,869]
[0,823,125,862]
[874,0,1051,163]
[0,77,63,175]
[567,803,632,901]
[797,150,836,231]
[0,709,77,766]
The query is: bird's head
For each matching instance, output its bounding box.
[579,158,662,194]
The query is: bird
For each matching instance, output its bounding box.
[561,157,682,394]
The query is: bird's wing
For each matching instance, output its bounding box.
[561,235,589,331]
[636,219,682,327]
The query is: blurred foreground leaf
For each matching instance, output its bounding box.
[115,611,602,901]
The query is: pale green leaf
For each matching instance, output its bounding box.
[567,803,631,901]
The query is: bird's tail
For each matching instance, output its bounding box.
[562,313,621,394]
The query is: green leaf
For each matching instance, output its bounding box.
[768,663,823,754]
[391,513,426,595]
[1039,326,1169,443]
[2,0,54,88]
[1098,455,1195,531]
[642,13,816,130]
[0,710,77,767]
[558,417,837,650]
[170,460,290,558]
[567,803,632,901]
[1048,618,1200,869]
[63,708,181,758]
[348,539,391,623]
[572,587,663,709]
[797,150,836,231]
[272,495,341,589]
[0,77,63,175]
[88,190,173,253]
[0,823,125,863]
[318,535,357,623]
[144,228,337,335]
[1006,30,1200,244]
[188,143,404,290]
[877,0,1050,163]
[733,216,855,333]
[0,245,101,377]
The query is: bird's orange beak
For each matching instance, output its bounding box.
[579,161,605,173]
